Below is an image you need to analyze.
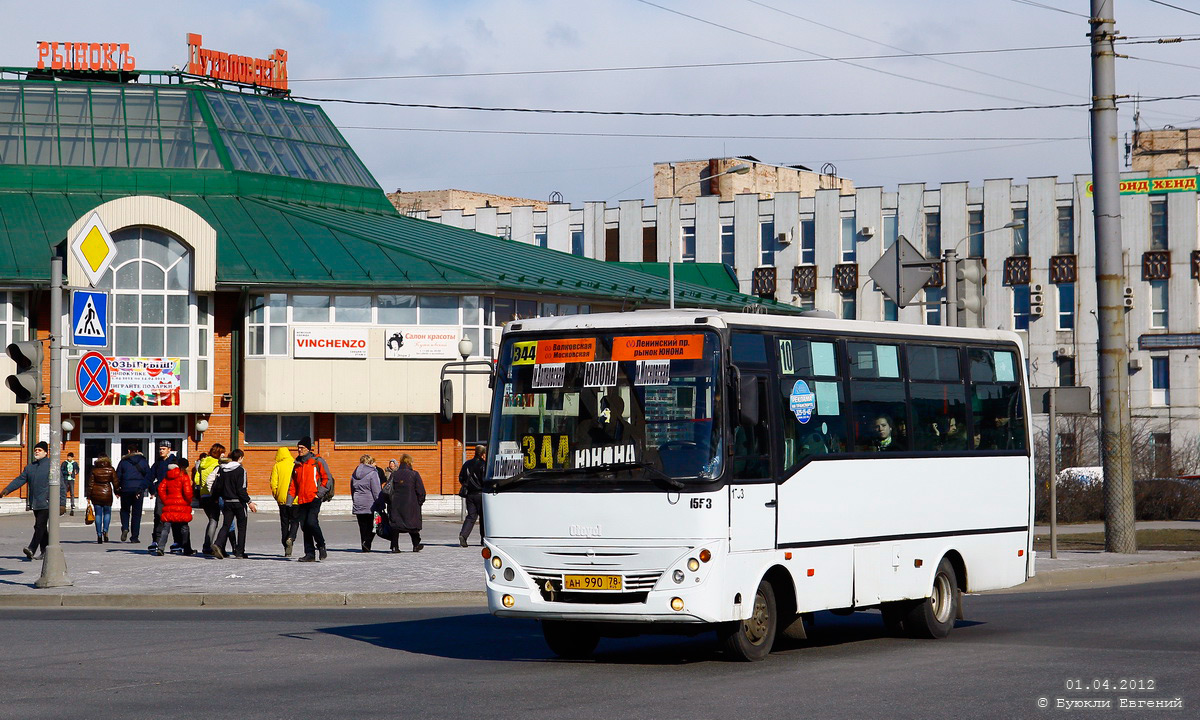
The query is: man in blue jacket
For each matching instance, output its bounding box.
[1,442,66,560]
[115,443,152,543]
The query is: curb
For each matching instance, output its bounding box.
[997,558,1200,593]
[0,590,487,609]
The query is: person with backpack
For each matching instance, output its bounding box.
[193,443,225,555]
[115,443,152,543]
[211,449,257,559]
[286,436,333,562]
[153,457,196,556]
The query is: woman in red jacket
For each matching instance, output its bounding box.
[153,458,196,556]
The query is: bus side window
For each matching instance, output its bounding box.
[850,380,907,452]
[968,347,1026,451]
[907,345,967,452]
[733,375,770,479]
[776,335,846,471]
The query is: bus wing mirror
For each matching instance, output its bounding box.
[440,379,454,423]
[738,374,760,427]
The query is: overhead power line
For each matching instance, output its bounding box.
[1145,0,1200,19]
[340,125,1085,142]
[1008,0,1090,19]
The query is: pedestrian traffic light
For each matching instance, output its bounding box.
[5,339,44,404]
[955,258,986,328]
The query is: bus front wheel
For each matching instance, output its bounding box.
[903,557,959,639]
[718,580,777,661]
[542,620,601,659]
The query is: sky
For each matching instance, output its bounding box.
[4,0,1200,204]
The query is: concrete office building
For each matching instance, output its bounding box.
[421,166,1200,475]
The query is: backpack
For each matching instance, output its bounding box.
[193,457,220,497]
[209,467,227,499]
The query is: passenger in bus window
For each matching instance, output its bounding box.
[932,416,966,451]
[872,415,901,451]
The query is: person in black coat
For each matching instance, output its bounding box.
[1,442,66,560]
[115,444,151,543]
[384,454,425,553]
[458,445,486,547]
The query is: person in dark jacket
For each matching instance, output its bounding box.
[115,443,151,543]
[148,440,178,552]
[86,456,118,543]
[458,444,486,547]
[211,450,257,559]
[61,452,79,514]
[1,441,66,560]
[385,454,425,553]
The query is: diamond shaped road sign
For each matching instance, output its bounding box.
[868,234,937,308]
[69,212,117,287]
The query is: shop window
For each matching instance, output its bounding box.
[334,296,371,323]
[248,293,287,356]
[335,414,437,444]
[291,295,330,323]
[244,414,311,445]
[419,296,458,325]
[0,415,20,444]
[378,295,417,325]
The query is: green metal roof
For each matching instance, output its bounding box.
[613,262,740,293]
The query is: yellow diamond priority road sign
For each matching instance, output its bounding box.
[70,213,117,287]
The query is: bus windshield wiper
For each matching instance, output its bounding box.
[594,461,686,490]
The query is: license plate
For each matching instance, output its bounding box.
[563,574,623,591]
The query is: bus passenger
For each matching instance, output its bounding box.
[872,415,901,451]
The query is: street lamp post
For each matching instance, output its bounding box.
[458,335,473,474]
[669,163,751,309]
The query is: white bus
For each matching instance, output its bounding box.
[481,309,1034,661]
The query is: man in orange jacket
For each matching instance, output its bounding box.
[286,436,334,562]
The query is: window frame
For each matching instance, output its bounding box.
[243,413,313,445]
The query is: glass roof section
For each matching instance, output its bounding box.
[0,80,378,189]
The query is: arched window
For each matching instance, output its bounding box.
[93,227,210,391]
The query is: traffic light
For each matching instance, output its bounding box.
[5,339,44,404]
[955,258,986,328]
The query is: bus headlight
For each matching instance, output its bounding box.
[672,569,685,584]
[491,556,503,569]
[670,597,685,611]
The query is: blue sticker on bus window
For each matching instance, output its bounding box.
[789,379,817,424]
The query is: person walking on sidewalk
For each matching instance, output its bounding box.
[287,436,333,562]
[193,444,225,555]
[148,440,177,552]
[458,444,487,547]
[269,446,296,557]
[153,458,195,556]
[61,452,79,516]
[1,441,66,560]
[211,449,257,559]
[386,454,426,553]
[115,443,151,543]
[86,456,117,543]
[351,454,384,552]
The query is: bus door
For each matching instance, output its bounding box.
[728,333,776,552]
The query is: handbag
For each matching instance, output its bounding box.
[374,511,393,540]
[85,502,95,525]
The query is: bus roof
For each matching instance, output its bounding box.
[506,309,1027,351]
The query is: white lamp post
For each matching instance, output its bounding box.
[669,163,752,309]
[458,335,473,470]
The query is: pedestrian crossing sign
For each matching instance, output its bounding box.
[71,290,109,348]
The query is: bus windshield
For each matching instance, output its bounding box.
[490,330,722,486]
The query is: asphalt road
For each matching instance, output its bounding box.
[1,578,1196,719]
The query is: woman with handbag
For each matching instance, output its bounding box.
[350,454,383,552]
[86,457,117,543]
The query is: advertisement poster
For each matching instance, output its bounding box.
[293,327,369,359]
[79,356,182,407]
[384,326,460,359]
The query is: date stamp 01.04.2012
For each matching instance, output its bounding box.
[1036,678,1184,711]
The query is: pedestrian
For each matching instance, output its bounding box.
[193,443,225,555]
[384,458,399,483]
[0,441,66,560]
[268,446,296,557]
[85,456,117,543]
[61,452,79,515]
[115,443,152,543]
[153,457,195,556]
[458,444,487,547]
[148,440,177,552]
[286,436,333,562]
[211,449,257,559]
[351,454,383,552]
[386,453,426,553]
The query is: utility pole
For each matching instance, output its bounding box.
[1090,0,1137,553]
[36,254,71,588]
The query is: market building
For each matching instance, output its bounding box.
[0,50,787,509]
[417,159,1200,477]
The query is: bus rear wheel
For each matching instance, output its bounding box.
[718,580,777,661]
[903,557,959,639]
[542,620,601,659]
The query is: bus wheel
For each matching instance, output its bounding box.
[719,580,777,661]
[903,557,959,639]
[542,620,600,659]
